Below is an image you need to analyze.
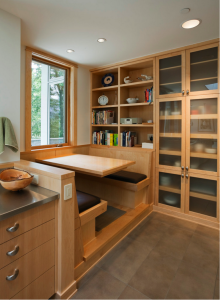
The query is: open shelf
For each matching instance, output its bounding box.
[120,124,154,127]
[120,102,153,107]
[92,105,118,109]
[92,124,118,127]
[92,85,118,92]
[120,80,153,89]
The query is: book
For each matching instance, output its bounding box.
[120,133,123,146]
[114,134,118,146]
[110,134,113,146]
[107,133,110,145]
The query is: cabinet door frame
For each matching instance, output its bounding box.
[185,42,219,96]
[155,168,185,213]
[185,172,219,223]
[186,94,219,177]
[156,97,186,172]
[156,50,186,98]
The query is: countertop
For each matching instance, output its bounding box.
[0,177,59,221]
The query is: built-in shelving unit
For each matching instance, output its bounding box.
[90,58,155,149]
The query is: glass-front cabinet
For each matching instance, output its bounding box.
[185,174,219,221]
[156,51,186,98]
[156,169,185,212]
[186,44,219,96]
[156,97,185,170]
[186,94,219,176]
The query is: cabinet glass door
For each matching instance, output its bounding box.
[186,44,219,96]
[157,170,184,212]
[156,51,185,98]
[186,95,219,175]
[157,98,185,170]
[186,174,218,220]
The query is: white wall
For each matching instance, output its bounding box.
[77,67,90,145]
[0,9,21,163]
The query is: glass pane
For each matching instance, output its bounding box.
[190,157,217,172]
[189,177,217,218]
[160,101,182,116]
[190,47,218,92]
[159,154,181,167]
[159,172,181,208]
[160,120,181,133]
[190,138,217,153]
[190,98,217,115]
[31,60,66,147]
[190,119,217,134]
[160,137,181,151]
[159,55,182,95]
[50,82,66,145]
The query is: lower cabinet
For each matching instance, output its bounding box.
[156,168,219,224]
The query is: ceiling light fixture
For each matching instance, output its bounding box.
[181,8,190,14]
[182,19,201,29]
[66,49,74,53]
[97,38,106,43]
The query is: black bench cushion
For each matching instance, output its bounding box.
[76,190,100,213]
[105,170,147,184]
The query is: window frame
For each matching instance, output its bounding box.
[25,47,78,151]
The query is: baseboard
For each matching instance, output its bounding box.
[53,281,77,300]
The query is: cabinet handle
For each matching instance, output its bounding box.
[181,166,184,170]
[186,90,189,95]
[181,174,184,178]
[186,174,189,179]
[182,90,185,95]
[6,223,19,233]
[6,269,19,281]
[186,166,189,171]
[6,245,19,257]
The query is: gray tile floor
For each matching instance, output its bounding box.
[72,212,219,299]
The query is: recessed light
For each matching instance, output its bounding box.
[181,8,190,14]
[66,49,74,53]
[182,19,201,29]
[97,38,106,43]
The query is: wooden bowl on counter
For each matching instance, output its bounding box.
[0,168,33,191]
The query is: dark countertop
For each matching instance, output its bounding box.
[0,182,59,221]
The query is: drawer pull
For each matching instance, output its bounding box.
[6,223,19,233]
[6,269,19,281]
[6,245,19,256]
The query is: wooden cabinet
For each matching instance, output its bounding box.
[156,51,186,98]
[186,43,219,96]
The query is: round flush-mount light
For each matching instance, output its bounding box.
[181,8,190,14]
[66,49,74,53]
[97,38,106,43]
[182,19,201,29]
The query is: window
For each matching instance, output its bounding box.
[31,60,67,147]
[25,47,78,151]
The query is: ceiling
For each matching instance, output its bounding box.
[0,0,219,68]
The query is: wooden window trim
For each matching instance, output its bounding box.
[25,47,78,151]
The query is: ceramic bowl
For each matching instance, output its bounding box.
[205,148,217,154]
[164,194,179,206]
[171,111,181,115]
[0,168,33,191]
[194,143,205,153]
[126,98,138,104]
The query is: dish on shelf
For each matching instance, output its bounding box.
[171,111,181,115]
[160,174,171,186]
[190,162,200,169]
[0,168,33,191]
[204,148,217,154]
[126,98,139,104]
[147,120,153,123]
[194,143,205,153]
[174,161,181,167]
[164,193,179,206]
[191,110,199,115]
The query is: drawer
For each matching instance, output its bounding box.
[0,201,54,245]
[11,267,55,299]
[0,219,54,270]
[0,238,54,299]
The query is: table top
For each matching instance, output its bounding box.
[0,175,59,221]
[36,154,135,177]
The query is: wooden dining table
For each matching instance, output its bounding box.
[36,154,135,177]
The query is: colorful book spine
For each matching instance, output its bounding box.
[107,133,110,145]
[113,134,118,146]
[110,134,113,146]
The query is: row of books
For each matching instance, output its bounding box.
[92,110,114,125]
[93,130,118,146]
[120,131,137,147]
[145,87,153,103]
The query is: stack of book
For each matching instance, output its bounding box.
[144,87,153,103]
[92,110,114,125]
[120,131,137,147]
[93,130,118,146]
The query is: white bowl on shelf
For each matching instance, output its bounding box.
[126,98,139,104]
[164,194,179,206]
[194,143,205,153]
[160,175,171,186]
[171,111,181,115]
[204,148,217,154]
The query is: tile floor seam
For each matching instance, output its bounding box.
[119,284,151,299]
[164,228,196,299]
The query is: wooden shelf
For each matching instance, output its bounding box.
[92,85,118,92]
[92,105,118,109]
[190,77,217,82]
[120,80,153,88]
[190,114,218,119]
[190,58,218,66]
[120,102,153,107]
[92,124,118,127]
[159,133,182,138]
[160,65,181,71]
[160,81,181,86]
[190,152,217,159]
[159,115,182,120]
[120,124,154,127]
[159,185,181,194]
[190,133,218,139]
[189,191,217,202]
[159,150,181,156]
